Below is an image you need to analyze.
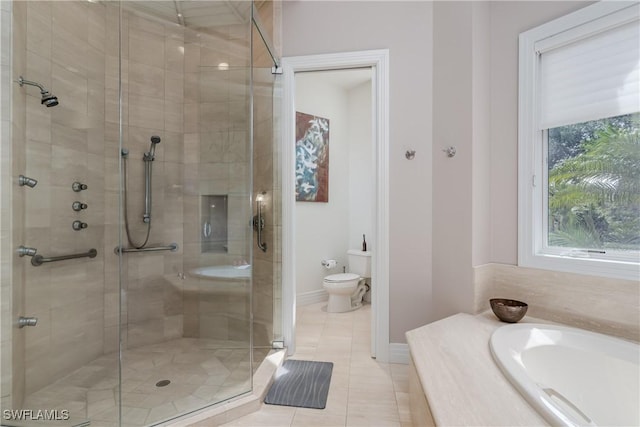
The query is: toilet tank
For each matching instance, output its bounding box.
[347,249,372,277]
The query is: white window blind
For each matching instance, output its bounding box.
[538,18,640,130]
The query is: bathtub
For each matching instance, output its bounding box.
[189,264,251,280]
[490,323,639,427]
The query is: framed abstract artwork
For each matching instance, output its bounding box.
[295,111,330,202]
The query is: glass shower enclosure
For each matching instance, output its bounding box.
[0,1,281,426]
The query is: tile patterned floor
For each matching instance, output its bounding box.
[20,303,410,427]
[23,339,269,427]
[220,302,413,427]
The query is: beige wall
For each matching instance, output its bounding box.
[488,1,592,263]
[477,0,638,343]
[283,1,434,343]
[432,1,476,320]
[475,264,639,342]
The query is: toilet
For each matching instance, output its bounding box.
[323,249,371,313]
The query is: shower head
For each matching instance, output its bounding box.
[145,135,161,160]
[41,93,59,107]
[17,76,59,107]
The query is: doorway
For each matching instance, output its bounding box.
[280,50,390,362]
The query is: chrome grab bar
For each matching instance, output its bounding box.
[114,243,178,254]
[29,248,97,266]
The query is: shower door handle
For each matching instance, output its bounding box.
[253,194,267,252]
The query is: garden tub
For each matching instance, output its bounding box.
[490,323,639,426]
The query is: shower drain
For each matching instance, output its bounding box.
[155,379,171,387]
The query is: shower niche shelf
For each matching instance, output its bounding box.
[201,194,228,253]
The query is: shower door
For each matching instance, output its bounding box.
[251,13,283,357]
[116,1,255,425]
[1,1,279,426]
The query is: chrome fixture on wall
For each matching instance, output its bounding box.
[18,245,97,266]
[18,317,38,328]
[114,243,178,254]
[18,174,38,188]
[121,135,168,250]
[442,146,457,158]
[17,246,37,257]
[72,181,88,192]
[72,201,88,211]
[143,135,161,224]
[17,76,59,107]
[253,191,267,252]
[72,221,88,231]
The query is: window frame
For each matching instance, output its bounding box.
[518,1,640,281]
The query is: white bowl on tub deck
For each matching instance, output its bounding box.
[490,323,639,427]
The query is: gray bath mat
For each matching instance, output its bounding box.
[264,359,333,409]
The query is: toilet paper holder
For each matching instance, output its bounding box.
[321,259,337,269]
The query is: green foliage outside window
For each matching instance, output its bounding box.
[548,113,640,251]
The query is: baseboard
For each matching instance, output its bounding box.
[296,289,328,306]
[389,343,410,364]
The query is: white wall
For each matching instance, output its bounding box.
[348,82,373,251]
[295,74,350,295]
[284,1,434,342]
[294,73,373,298]
[295,71,373,300]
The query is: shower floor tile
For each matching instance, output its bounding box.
[22,338,268,427]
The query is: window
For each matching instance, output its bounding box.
[519,2,640,280]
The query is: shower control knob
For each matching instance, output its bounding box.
[72,182,88,192]
[72,221,88,231]
[18,316,38,328]
[72,201,88,211]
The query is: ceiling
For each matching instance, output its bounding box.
[122,1,252,31]
[297,68,373,91]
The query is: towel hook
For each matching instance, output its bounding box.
[442,146,457,158]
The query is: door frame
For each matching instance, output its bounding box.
[280,49,390,361]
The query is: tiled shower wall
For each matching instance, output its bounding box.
[109,6,187,352]
[1,0,14,410]
[181,23,253,340]
[9,0,190,395]
[13,0,110,397]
